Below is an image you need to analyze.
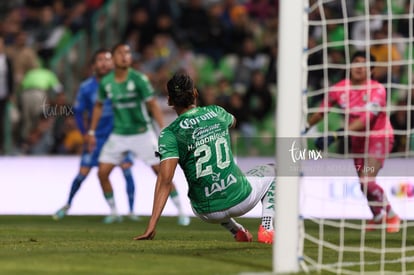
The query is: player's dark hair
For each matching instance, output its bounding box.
[111,42,126,54]
[351,51,376,64]
[91,48,109,64]
[351,50,376,77]
[167,71,195,108]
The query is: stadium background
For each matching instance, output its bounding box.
[1,0,278,156]
[0,0,413,217]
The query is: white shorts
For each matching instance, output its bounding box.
[99,131,159,166]
[195,164,276,223]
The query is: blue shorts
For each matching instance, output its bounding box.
[80,136,134,167]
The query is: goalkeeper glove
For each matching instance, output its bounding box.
[314,128,344,150]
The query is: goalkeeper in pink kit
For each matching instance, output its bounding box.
[308,51,400,233]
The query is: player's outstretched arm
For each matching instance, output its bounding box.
[146,98,165,129]
[86,101,103,152]
[89,101,103,131]
[133,158,179,241]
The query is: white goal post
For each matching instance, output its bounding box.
[274,0,307,273]
[275,0,414,274]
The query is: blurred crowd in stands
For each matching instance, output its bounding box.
[0,0,277,156]
[0,0,413,156]
[0,0,105,155]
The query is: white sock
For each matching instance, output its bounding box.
[221,218,244,235]
[106,197,117,215]
[387,209,396,218]
[373,210,386,222]
[261,216,273,231]
[261,180,275,230]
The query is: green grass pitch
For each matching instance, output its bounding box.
[0,216,272,275]
[303,219,414,274]
[0,216,413,274]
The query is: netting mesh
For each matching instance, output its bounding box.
[301,0,414,274]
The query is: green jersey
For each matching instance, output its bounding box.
[158,105,252,214]
[98,69,154,135]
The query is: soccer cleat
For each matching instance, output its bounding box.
[127,213,141,222]
[177,215,190,226]
[366,215,401,233]
[234,228,253,242]
[103,215,123,224]
[386,215,401,233]
[366,219,383,231]
[258,225,274,244]
[366,215,386,231]
[52,205,69,220]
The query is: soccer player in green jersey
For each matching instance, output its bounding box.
[134,72,275,244]
[53,49,138,222]
[88,43,190,225]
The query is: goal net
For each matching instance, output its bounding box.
[293,0,414,274]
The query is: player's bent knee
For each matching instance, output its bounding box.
[97,169,111,181]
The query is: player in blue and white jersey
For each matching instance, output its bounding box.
[53,49,138,223]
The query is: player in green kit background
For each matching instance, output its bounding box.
[88,43,189,225]
[134,72,275,244]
